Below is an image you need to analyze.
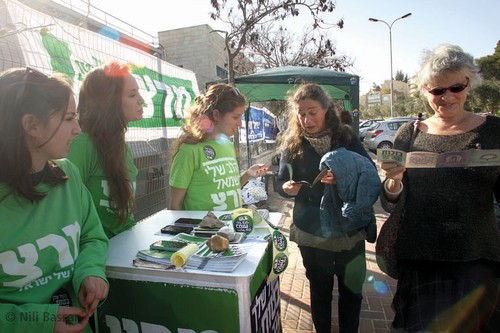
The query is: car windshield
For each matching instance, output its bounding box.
[360,119,383,128]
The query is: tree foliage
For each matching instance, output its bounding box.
[477,41,500,81]
[209,0,346,83]
[468,80,500,115]
[468,41,500,115]
[395,69,409,83]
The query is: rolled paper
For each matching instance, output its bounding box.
[171,243,199,268]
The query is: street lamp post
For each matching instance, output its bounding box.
[369,13,412,118]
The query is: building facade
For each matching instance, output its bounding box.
[361,79,410,109]
[159,24,228,91]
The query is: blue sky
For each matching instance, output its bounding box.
[95,0,499,95]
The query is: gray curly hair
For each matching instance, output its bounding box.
[414,43,482,90]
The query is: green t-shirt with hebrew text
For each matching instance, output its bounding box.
[169,138,243,211]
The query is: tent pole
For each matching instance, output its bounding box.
[245,106,251,169]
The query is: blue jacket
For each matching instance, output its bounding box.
[319,147,380,238]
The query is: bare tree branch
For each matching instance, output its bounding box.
[210,0,345,83]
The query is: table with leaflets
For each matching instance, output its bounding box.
[97,209,283,333]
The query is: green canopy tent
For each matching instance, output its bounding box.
[232,66,360,115]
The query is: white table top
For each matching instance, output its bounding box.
[105,210,282,286]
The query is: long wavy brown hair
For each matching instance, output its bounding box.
[171,83,247,159]
[0,67,72,202]
[77,61,134,225]
[277,83,352,160]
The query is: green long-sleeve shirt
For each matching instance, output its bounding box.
[67,132,137,238]
[0,159,108,333]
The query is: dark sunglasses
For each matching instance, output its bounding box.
[425,77,469,96]
[15,67,50,105]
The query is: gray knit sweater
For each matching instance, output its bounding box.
[382,115,500,262]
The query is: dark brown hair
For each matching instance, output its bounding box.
[0,67,72,202]
[77,61,134,225]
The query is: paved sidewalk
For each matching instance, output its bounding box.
[257,151,397,333]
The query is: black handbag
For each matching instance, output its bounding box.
[375,123,418,279]
[375,190,405,279]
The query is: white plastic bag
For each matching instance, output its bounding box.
[241,179,268,205]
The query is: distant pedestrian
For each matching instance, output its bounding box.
[337,109,353,126]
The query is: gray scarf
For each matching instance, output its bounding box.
[303,130,332,156]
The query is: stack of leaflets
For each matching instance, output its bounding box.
[135,233,208,268]
[136,248,175,266]
[185,243,252,272]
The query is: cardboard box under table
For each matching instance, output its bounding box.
[97,210,283,333]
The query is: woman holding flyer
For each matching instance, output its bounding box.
[276,83,376,333]
[380,44,500,332]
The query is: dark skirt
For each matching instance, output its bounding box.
[392,259,500,333]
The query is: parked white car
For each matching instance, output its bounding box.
[359,118,384,129]
[358,118,383,141]
[363,118,415,152]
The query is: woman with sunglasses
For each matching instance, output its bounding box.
[169,83,267,211]
[0,67,108,332]
[380,44,500,331]
[67,61,144,239]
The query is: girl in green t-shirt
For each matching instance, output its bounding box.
[169,83,267,211]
